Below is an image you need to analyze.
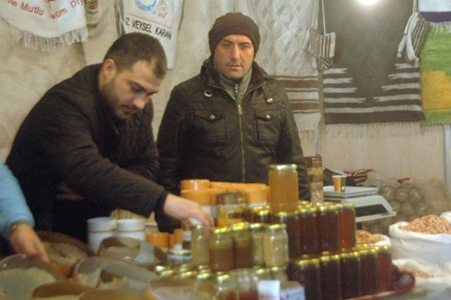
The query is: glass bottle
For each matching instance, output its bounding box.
[268,164,299,213]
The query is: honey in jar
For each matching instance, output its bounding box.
[268,164,299,213]
[216,192,246,228]
[358,246,380,296]
[230,222,253,269]
[271,211,301,258]
[374,245,393,292]
[209,227,233,272]
[288,256,322,300]
[320,253,341,300]
[263,224,289,267]
[338,202,356,249]
[340,250,362,299]
[298,205,319,255]
[316,203,340,252]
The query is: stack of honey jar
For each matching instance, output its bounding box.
[179,164,394,300]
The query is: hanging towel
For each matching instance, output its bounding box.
[116,0,184,69]
[397,13,430,66]
[0,0,88,51]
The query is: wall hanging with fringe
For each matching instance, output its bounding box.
[322,0,424,125]
[0,0,88,51]
[419,0,451,125]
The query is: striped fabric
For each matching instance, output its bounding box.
[303,27,336,70]
[322,0,424,124]
[277,76,320,114]
[276,76,321,132]
[411,14,430,57]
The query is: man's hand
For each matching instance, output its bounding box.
[9,223,49,263]
[163,194,214,233]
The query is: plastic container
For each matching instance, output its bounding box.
[87,217,116,253]
[115,218,145,241]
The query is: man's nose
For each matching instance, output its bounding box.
[230,45,240,59]
[133,96,148,110]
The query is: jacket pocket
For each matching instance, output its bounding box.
[192,110,227,145]
[254,110,282,145]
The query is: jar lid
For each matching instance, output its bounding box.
[266,223,286,231]
[230,222,250,232]
[269,164,297,171]
[116,218,145,231]
[87,217,116,231]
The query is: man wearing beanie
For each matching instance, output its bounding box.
[157,12,310,201]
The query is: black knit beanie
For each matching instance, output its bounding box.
[208,12,260,56]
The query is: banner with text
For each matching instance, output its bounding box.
[118,0,183,69]
[0,0,87,51]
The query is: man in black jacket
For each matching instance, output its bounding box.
[157,13,310,200]
[6,33,212,242]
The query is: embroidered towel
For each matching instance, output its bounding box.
[117,0,184,69]
[0,0,87,51]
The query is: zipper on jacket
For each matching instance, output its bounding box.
[234,81,246,182]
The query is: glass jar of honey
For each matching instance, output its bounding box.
[216,192,246,228]
[250,223,265,267]
[338,202,356,250]
[374,245,393,292]
[249,205,271,224]
[209,227,233,272]
[263,224,289,267]
[316,203,340,252]
[358,246,380,296]
[230,222,253,269]
[340,250,362,299]
[268,164,299,213]
[298,205,319,255]
[271,211,301,259]
[288,256,322,300]
[191,224,209,267]
[320,253,341,300]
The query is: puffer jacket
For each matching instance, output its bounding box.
[157,59,310,200]
[6,65,171,241]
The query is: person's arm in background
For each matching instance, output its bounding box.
[0,162,49,262]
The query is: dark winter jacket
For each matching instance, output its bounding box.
[6,65,170,241]
[157,59,310,200]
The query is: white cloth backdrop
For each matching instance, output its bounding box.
[0,0,444,182]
